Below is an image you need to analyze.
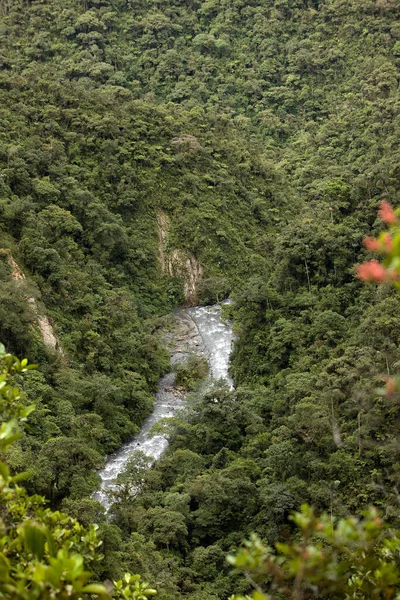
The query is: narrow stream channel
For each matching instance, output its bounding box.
[187,304,234,387]
[94,303,234,509]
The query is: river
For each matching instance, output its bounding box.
[94,303,234,509]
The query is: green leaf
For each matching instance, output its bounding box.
[0,552,11,577]
[20,404,36,419]
[82,583,108,594]
[20,523,47,560]
[44,529,57,558]
[0,461,10,480]
[12,470,31,483]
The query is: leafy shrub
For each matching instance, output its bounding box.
[174,356,209,390]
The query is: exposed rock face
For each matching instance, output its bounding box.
[161,308,206,366]
[156,211,169,275]
[34,309,62,353]
[6,254,24,281]
[157,211,204,306]
[2,249,64,355]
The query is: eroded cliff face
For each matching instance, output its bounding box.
[157,211,204,306]
[1,249,64,355]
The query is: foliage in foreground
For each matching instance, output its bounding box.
[0,343,157,599]
[229,505,400,600]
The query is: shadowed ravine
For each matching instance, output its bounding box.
[94,303,234,509]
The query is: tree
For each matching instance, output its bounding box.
[228,202,400,599]
[228,505,400,600]
[0,343,157,600]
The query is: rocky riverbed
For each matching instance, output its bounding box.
[93,309,207,508]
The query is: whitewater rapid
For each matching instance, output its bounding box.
[187,304,234,386]
[94,303,234,509]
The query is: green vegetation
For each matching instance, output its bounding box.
[2,0,400,597]
[174,356,209,390]
[229,505,400,600]
[0,0,283,519]
[0,344,156,599]
[4,343,400,600]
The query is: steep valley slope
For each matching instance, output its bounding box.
[1,0,400,598]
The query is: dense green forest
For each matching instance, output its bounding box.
[1,0,400,597]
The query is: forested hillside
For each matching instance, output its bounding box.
[1,0,400,598]
[0,0,283,517]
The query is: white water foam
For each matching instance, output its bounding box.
[94,304,234,509]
